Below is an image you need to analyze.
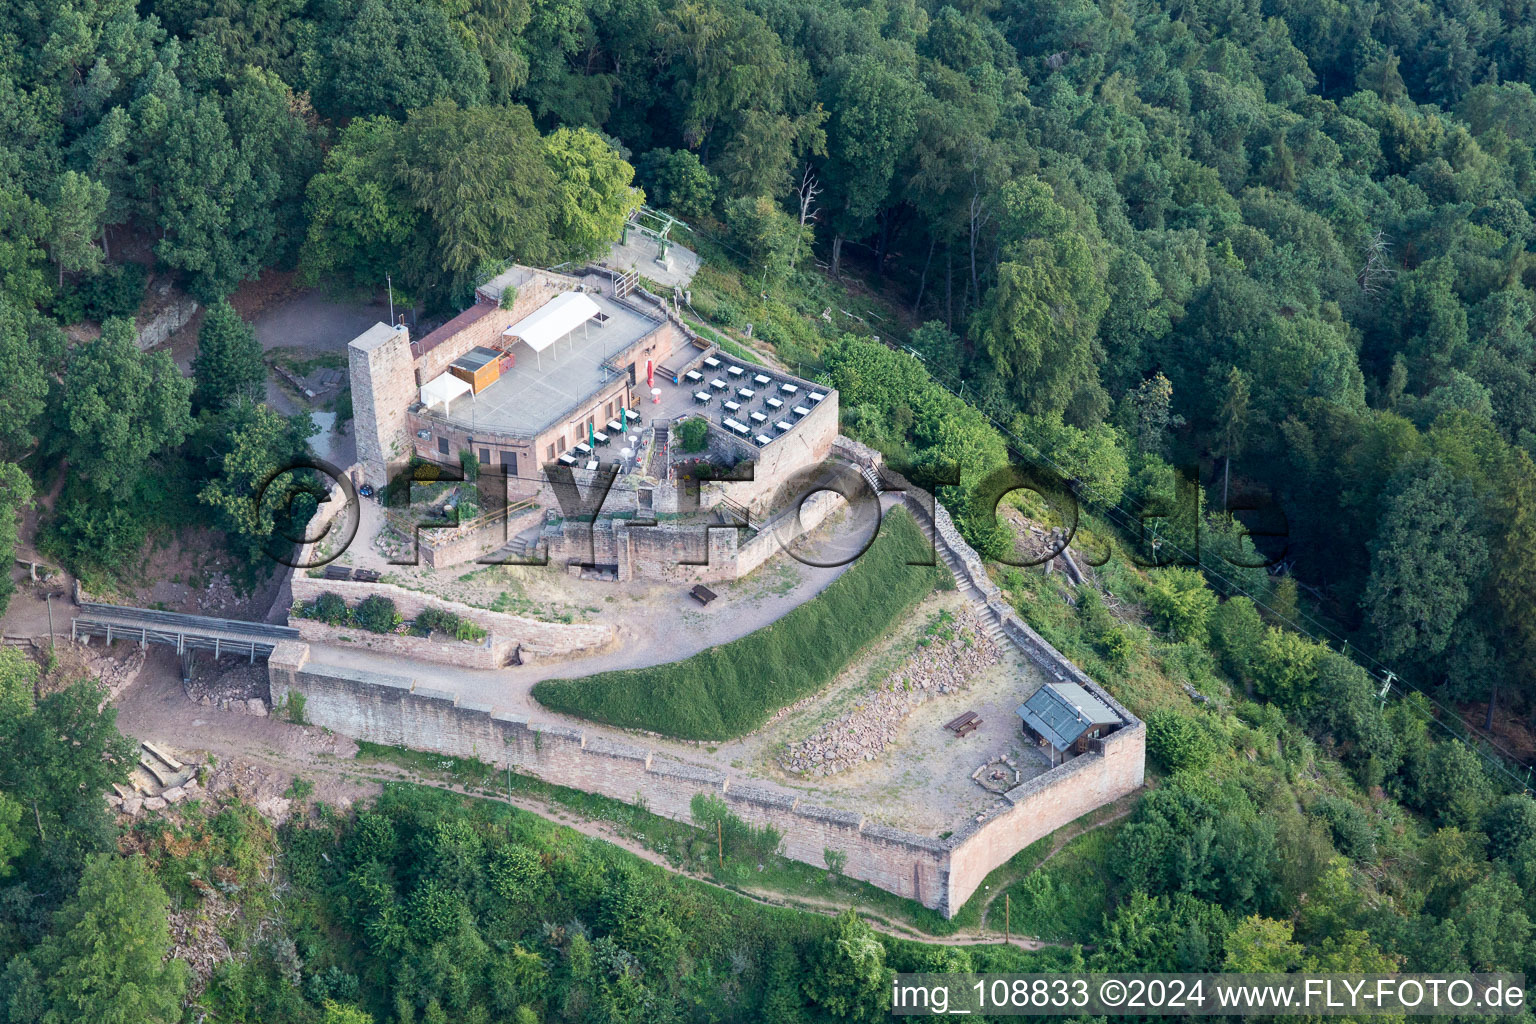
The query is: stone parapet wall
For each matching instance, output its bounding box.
[539,488,845,582]
[267,643,953,910]
[289,575,612,658]
[292,618,514,669]
[271,477,1144,918]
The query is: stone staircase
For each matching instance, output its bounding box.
[485,522,547,563]
[854,460,1010,649]
[906,502,1009,647]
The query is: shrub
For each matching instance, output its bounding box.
[1145,708,1218,774]
[1312,796,1377,859]
[414,606,488,642]
[353,595,397,634]
[534,508,944,739]
[312,592,349,625]
[676,417,708,452]
[51,263,148,324]
[1485,794,1536,862]
[690,793,782,862]
[459,449,479,481]
[1142,566,1218,643]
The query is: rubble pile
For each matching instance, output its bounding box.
[779,609,1000,777]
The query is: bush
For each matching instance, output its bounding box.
[459,449,479,481]
[312,592,348,625]
[534,508,945,738]
[413,606,488,642]
[1312,796,1377,859]
[676,417,708,452]
[1142,566,1218,643]
[352,595,397,634]
[1145,708,1219,774]
[50,263,148,324]
[1485,795,1536,861]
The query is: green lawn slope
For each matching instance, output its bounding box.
[532,505,946,739]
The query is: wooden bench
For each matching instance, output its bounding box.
[944,710,982,736]
[689,584,718,606]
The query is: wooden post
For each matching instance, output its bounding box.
[1005,893,1010,945]
[717,820,723,867]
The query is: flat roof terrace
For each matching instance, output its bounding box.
[434,293,664,437]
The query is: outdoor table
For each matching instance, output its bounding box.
[753,374,771,386]
[726,365,744,377]
[808,391,825,402]
[765,397,784,410]
[754,434,772,445]
[792,405,810,417]
[685,369,704,383]
[775,420,792,432]
[592,431,609,445]
[693,391,711,404]
[723,400,741,414]
[737,387,755,399]
[750,411,767,424]
[557,454,577,466]
[780,383,799,394]
[703,357,722,370]
[574,442,592,456]
[710,378,728,390]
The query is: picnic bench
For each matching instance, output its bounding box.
[689,584,717,606]
[944,710,982,737]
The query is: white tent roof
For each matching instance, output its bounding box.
[503,291,601,353]
[420,372,472,410]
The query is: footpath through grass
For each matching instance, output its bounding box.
[533,506,946,739]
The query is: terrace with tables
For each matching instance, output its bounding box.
[660,349,828,451]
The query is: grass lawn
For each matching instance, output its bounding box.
[532,505,947,739]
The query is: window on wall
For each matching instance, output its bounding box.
[546,444,555,461]
[606,401,614,419]
[437,436,449,455]
[479,447,490,465]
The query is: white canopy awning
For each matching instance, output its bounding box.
[420,372,472,410]
[503,291,601,353]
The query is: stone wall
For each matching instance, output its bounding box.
[414,504,544,568]
[268,642,951,909]
[539,488,845,582]
[271,474,1144,917]
[293,618,515,670]
[289,574,612,658]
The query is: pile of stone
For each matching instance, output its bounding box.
[779,609,1000,777]
[185,660,269,715]
[108,740,204,816]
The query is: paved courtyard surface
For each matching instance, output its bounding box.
[605,234,701,288]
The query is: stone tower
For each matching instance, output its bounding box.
[349,322,414,488]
